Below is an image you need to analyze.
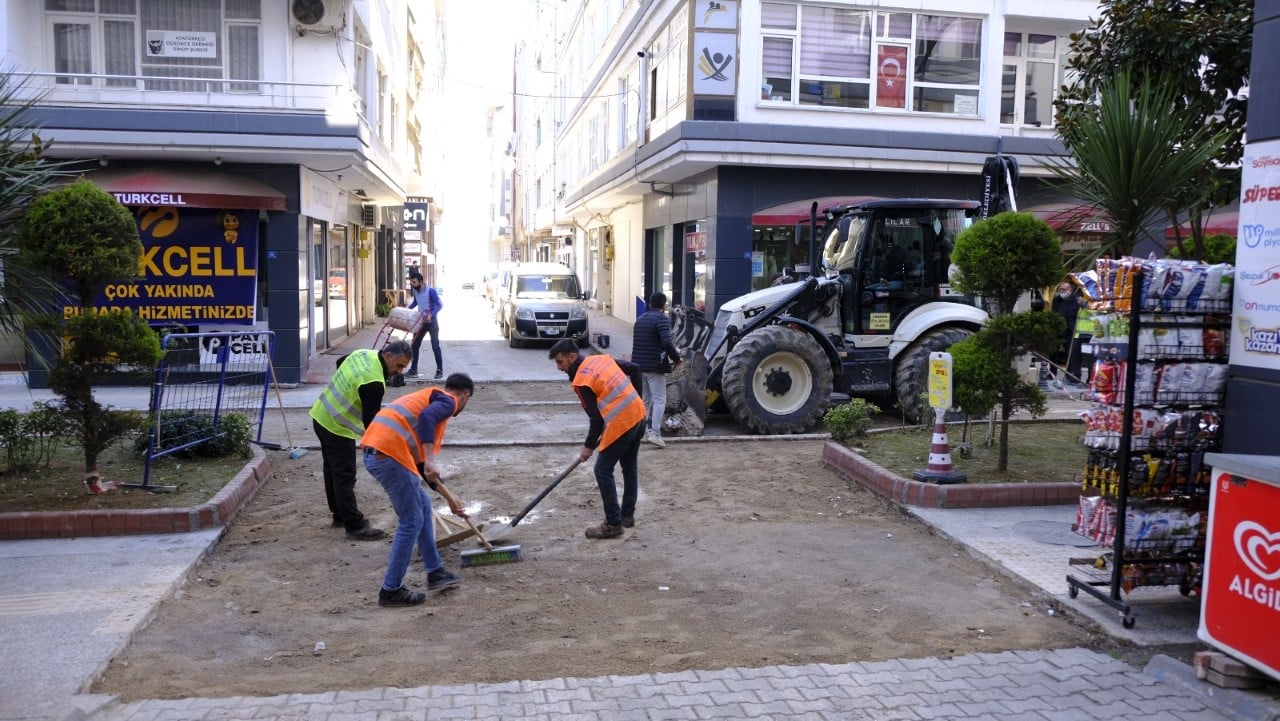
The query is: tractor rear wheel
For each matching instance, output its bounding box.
[893,326,973,425]
[722,325,834,434]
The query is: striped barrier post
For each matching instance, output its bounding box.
[913,352,967,485]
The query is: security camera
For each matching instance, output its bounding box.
[637,51,646,58]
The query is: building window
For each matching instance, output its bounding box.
[912,15,982,114]
[45,0,262,91]
[759,4,982,115]
[1001,31,1066,128]
[353,29,369,112]
[761,36,793,101]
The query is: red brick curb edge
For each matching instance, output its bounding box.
[822,440,1080,508]
[0,446,273,540]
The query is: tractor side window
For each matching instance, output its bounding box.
[827,214,865,273]
[867,215,919,283]
[927,208,972,283]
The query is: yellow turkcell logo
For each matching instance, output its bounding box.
[138,207,180,238]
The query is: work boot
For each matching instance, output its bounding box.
[378,586,425,607]
[427,568,462,590]
[433,369,444,380]
[346,522,386,541]
[585,521,623,539]
[621,516,635,528]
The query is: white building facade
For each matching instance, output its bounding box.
[514,0,1099,322]
[1,0,446,384]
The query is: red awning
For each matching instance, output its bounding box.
[1027,203,1115,234]
[86,168,287,211]
[1164,210,1238,240]
[752,196,883,226]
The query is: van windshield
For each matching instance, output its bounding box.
[515,274,581,299]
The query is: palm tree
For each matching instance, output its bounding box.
[0,69,75,338]
[1045,71,1231,267]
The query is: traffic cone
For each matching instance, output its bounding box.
[913,408,967,484]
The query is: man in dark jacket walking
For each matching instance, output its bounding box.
[630,292,681,447]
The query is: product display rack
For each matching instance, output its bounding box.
[1066,261,1232,629]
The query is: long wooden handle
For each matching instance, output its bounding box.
[509,458,583,528]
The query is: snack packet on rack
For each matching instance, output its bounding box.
[1184,266,1209,311]
[1113,261,1136,312]
[1201,263,1234,306]
[1132,363,1157,405]
[1180,364,1210,404]
[1203,322,1226,360]
[1204,364,1229,403]
[1175,316,1202,358]
[1130,407,1159,448]
[1137,315,1177,357]
[1071,270,1103,307]
[1154,363,1185,405]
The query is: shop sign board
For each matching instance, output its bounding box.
[1199,462,1280,681]
[1231,138,1280,371]
[79,208,258,326]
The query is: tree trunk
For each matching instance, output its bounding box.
[997,398,1012,471]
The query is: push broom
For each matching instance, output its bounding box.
[252,352,308,459]
[428,476,522,567]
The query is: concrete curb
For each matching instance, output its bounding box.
[822,439,1081,508]
[0,446,273,541]
[1145,655,1280,721]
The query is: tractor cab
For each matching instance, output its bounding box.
[820,200,980,336]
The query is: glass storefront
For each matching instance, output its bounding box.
[308,219,350,351]
[327,223,349,340]
[750,223,811,290]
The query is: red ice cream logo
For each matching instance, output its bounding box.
[1234,521,1280,581]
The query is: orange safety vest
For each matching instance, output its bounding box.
[573,354,645,450]
[359,387,457,474]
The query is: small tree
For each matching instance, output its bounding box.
[1054,0,1251,261]
[949,213,1065,471]
[1048,72,1230,264]
[18,179,162,478]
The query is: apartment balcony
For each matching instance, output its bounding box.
[15,71,406,203]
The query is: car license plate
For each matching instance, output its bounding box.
[539,326,563,335]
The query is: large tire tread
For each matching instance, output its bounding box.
[722,325,834,434]
[893,327,973,424]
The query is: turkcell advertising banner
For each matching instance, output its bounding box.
[79,208,258,326]
[1231,139,1280,371]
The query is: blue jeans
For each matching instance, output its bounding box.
[409,317,441,374]
[593,421,644,525]
[364,452,443,591]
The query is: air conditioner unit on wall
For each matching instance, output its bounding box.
[291,0,346,35]
[361,204,376,227]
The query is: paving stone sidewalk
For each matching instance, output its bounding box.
[84,648,1262,721]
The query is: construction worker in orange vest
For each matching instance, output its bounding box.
[358,373,474,607]
[548,339,646,540]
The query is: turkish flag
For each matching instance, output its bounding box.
[876,45,907,109]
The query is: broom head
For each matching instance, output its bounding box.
[459,544,522,567]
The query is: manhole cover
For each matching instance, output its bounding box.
[1013,520,1099,547]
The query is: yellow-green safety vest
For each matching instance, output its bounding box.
[309,348,385,439]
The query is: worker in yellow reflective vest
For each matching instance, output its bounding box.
[548,339,646,540]
[309,340,412,540]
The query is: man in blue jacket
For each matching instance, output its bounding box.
[630,292,682,447]
[406,270,444,379]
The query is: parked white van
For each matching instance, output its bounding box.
[496,262,589,348]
